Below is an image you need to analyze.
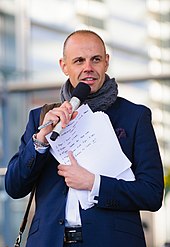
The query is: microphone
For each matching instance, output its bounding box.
[50,82,91,141]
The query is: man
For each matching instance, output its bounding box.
[5,30,164,247]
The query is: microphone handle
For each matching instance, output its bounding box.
[50,97,80,141]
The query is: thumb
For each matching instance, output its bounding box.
[68,151,77,166]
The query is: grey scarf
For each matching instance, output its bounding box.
[60,74,118,112]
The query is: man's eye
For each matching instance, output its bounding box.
[75,59,84,64]
[93,57,101,62]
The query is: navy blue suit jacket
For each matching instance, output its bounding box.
[5,97,164,247]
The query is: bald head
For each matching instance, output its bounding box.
[63,30,106,58]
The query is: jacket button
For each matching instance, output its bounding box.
[58,219,64,225]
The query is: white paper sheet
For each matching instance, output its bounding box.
[46,104,134,178]
[46,104,135,212]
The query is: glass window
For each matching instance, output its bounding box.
[77,14,105,29]
[0,13,16,70]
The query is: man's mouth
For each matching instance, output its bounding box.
[81,77,96,83]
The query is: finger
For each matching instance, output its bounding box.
[61,101,73,114]
[58,168,64,177]
[43,110,60,125]
[71,111,78,120]
[50,108,70,128]
[58,164,67,170]
[68,151,77,166]
[58,164,67,177]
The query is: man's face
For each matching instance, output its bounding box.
[60,33,109,94]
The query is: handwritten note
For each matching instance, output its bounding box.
[46,104,134,178]
[50,105,97,164]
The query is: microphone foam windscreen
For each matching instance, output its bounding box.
[72,82,91,103]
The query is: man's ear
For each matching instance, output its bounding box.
[59,58,68,76]
[105,54,110,72]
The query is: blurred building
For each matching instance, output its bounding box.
[0,0,170,246]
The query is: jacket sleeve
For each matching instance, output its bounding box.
[97,107,164,212]
[5,108,50,199]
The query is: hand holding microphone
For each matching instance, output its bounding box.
[38,82,91,142]
[50,82,91,141]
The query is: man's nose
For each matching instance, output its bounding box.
[83,61,93,72]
